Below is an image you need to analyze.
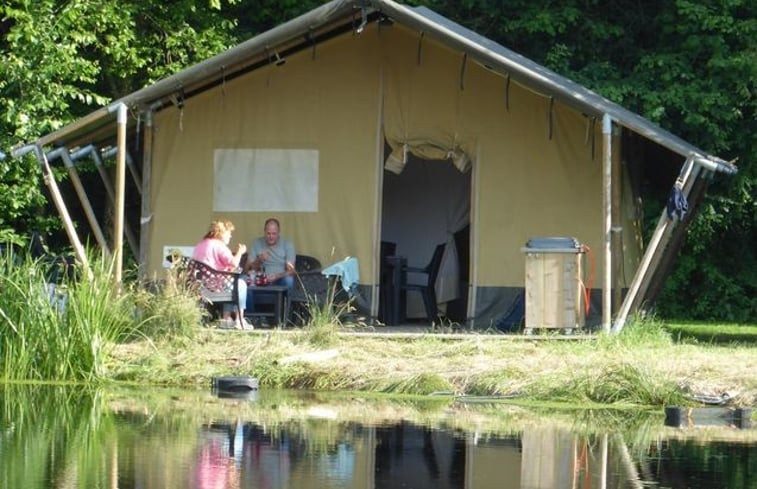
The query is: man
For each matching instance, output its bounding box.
[246,218,296,287]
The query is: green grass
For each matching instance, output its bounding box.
[0,249,205,382]
[129,265,204,340]
[297,278,362,347]
[664,322,757,345]
[3,246,756,408]
[0,252,136,381]
[538,363,686,406]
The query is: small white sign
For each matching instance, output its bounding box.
[162,245,195,268]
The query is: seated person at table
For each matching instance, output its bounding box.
[245,218,296,287]
[193,220,250,329]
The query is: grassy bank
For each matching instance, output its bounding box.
[107,319,757,409]
[2,251,755,409]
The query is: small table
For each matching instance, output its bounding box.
[245,285,289,326]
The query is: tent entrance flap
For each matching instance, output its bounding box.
[379,144,471,323]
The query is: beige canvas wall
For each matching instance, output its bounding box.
[147,27,384,279]
[380,25,640,287]
[146,21,640,292]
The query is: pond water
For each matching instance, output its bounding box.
[0,384,754,489]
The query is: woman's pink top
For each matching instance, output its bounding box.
[193,238,235,271]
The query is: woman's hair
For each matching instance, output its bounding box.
[204,220,235,239]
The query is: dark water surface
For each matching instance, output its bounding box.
[0,384,754,488]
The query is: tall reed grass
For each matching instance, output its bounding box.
[129,264,205,339]
[298,278,356,347]
[0,251,131,381]
[0,245,213,382]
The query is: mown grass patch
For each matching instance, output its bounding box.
[664,322,757,345]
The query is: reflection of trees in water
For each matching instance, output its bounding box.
[642,439,757,489]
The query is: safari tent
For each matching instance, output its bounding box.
[8,0,737,331]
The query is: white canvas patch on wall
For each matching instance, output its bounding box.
[213,148,319,212]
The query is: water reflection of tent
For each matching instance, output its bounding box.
[374,424,468,489]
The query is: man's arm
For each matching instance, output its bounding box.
[244,239,264,272]
[283,239,296,276]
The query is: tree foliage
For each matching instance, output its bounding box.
[1,0,754,319]
[0,0,239,244]
[413,0,756,320]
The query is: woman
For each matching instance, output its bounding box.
[193,220,251,329]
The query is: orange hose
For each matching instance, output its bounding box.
[581,245,595,315]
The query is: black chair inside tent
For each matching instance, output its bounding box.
[401,243,445,323]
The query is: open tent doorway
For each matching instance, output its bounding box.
[380,143,472,324]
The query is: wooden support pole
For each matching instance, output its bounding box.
[90,146,116,203]
[611,127,622,314]
[601,114,612,333]
[51,148,111,256]
[72,144,139,259]
[629,161,699,312]
[612,157,698,333]
[103,146,142,195]
[125,151,142,195]
[113,103,127,288]
[138,110,154,281]
[13,144,91,277]
[371,74,385,318]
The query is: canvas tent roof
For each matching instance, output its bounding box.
[27,0,736,174]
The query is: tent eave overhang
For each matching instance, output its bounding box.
[16,0,737,175]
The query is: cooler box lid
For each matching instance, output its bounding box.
[523,237,581,253]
